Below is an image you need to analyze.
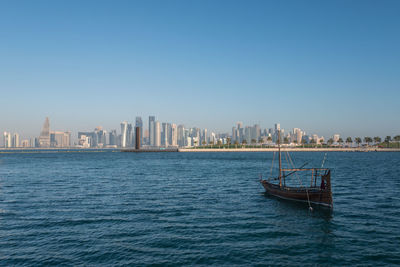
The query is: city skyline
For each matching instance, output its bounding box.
[1,1,399,138]
[2,115,398,148]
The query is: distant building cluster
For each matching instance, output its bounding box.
[231,122,325,145]
[3,117,71,148]
[75,116,224,149]
[6,116,388,149]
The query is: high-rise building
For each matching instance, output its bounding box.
[135,117,143,146]
[202,129,208,145]
[78,131,97,147]
[120,121,128,148]
[135,126,141,149]
[78,135,91,148]
[245,126,251,144]
[12,133,20,148]
[38,117,51,147]
[109,130,117,146]
[273,123,281,143]
[293,128,303,144]
[252,124,261,142]
[50,131,71,147]
[232,127,237,142]
[3,132,12,148]
[155,121,161,147]
[162,122,168,147]
[210,132,216,144]
[127,123,133,147]
[177,125,185,147]
[95,127,106,146]
[149,116,155,146]
[171,124,177,147]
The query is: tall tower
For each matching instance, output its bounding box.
[155,121,161,147]
[127,123,133,147]
[3,132,12,148]
[38,117,51,147]
[12,133,20,148]
[135,126,141,150]
[120,121,128,148]
[149,116,155,146]
[109,130,117,146]
[162,122,168,147]
[171,124,177,147]
[135,116,143,146]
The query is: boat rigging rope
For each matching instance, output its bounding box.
[321,152,327,168]
[287,152,313,211]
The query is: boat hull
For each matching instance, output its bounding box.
[261,180,333,208]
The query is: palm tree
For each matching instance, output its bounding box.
[364,137,372,146]
[267,136,272,142]
[346,137,352,147]
[242,139,247,146]
[208,141,213,148]
[373,136,381,144]
[385,136,392,148]
[301,138,307,148]
[310,139,316,147]
[355,137,362,147]
[327,138,334,146]
[217,140,222,147]
[283,137,289,144]
[234,140,239,148]
[394,135,400,148]
[201,140,207,146]
[338,138,344,147]
[226,137,231,148]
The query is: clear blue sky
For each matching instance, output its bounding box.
[1,0,399,139]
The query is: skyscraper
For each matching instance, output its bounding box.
[162,122,168,147]
[95,127,106,146]
[50,131,71,148]
[155,121,161,147]
[245,126,251,144]
[177,125,185,147]
[127,123,133,147]
[135,116,143,146]
[149,116,155,146]
[12,133,20,148]
[171,124,177,147]
[202,129,208,145]
[3,132,12,148]
[38,117,50,147]
[273,123,281,142]
[109,130,117,146]
[120,121,128,148]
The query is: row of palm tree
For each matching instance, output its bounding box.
[199,135,400,148]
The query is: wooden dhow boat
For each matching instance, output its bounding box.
[260,132,333,209]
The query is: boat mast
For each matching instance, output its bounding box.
[278,130,282,187]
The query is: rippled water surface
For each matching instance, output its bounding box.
[1,151,399,266]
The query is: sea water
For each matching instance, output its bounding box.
[0,151,399,265]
